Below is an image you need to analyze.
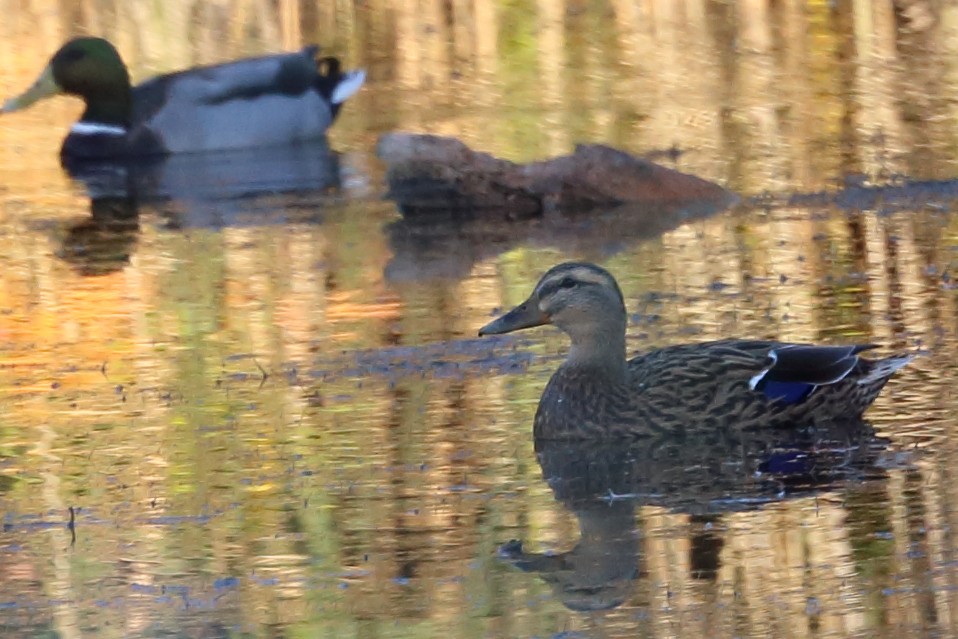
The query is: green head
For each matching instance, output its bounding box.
[3,37,132,126]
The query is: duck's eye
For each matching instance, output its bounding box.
[558,277,577,290]
[62,48,86,63]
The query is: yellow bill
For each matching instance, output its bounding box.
[2,65,61,113]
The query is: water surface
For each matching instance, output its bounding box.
[0,3,956,638]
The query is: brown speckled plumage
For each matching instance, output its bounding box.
[479,262,913,440]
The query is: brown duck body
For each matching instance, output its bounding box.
[479,262,913,441]
[534,339,906,439]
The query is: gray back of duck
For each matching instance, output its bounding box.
[135,49,355,153]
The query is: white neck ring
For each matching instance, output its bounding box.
[70,122,127,136]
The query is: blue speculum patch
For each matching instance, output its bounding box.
[760,380,815,404]
[758,450,810,475]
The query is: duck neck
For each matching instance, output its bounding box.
[565,325,628,382]
[81,93,132,128]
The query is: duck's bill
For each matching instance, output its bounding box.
[2,65,60,113]
[478,301,549,336]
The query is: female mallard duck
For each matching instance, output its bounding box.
[478,262,914,440]
[2,37,365,161]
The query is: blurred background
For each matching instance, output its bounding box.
[0,1,956,638]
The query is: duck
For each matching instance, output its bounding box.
[2,37,365,162]
[478,262,914,440]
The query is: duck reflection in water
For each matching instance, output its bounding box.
[67,139,342,228]
[499,424,891,612]
[54,140,344,274]
[59,197,140,276]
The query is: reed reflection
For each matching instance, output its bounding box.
[500,421,889,612]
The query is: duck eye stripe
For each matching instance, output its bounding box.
[539,277,580,298]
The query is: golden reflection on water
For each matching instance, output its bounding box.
[0,1,957,638]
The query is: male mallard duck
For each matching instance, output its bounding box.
[2,37,365,161]
[478,262,914,439]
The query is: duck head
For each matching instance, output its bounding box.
[479,262,628,368]
[3,37,132,126]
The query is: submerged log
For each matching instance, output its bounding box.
[377,133,736,220]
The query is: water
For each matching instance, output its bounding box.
[0,2,956,638]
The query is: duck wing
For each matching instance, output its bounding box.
[132,48,318,121]
[629,340,892,407]
[129,48,362,153]
[749,344,877,386]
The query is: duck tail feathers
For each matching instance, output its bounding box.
[857,353,916,385]
[331,69,366,105]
